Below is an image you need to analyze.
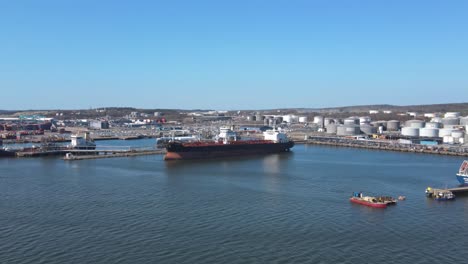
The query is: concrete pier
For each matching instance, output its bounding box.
[302,136,468,157]
[63,149,165,160]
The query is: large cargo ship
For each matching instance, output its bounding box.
[456,160,468,185]
[164,127,294,160]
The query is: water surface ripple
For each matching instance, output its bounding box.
[1,143,467,263]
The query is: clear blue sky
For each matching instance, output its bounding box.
[1,0,467,110]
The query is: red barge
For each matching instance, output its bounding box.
[350,192,396,208]
[164,127,294,160]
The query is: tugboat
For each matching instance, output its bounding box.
[456,160,468,185]
[349,192,396,208]
[425,187,455,201]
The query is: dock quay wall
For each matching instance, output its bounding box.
[302,136,468,157]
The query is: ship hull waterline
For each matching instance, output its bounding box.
[164,141,294,161]
[456,174,468,185]
[349,197,387,208]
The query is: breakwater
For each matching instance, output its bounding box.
[305,136,468,157]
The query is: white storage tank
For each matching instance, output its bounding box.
[460,117,468,126]
[337,125,361,136]
[360,125,377,134]
[431,117,443,123]
[283,115,293,123]
[401,127,420,137]
[406,120,425,128]
[326,124,337,134]
[298,116,308,123]
[344,118,359,125]
[443,136,454,144]
[419,128,439,138]
[324,118,333,126]
[313,116,324,127]
[359,116,371,124]
[386,120,400,131]
[451,130,464,138]
[425,122,442,129]
[444,112,460,118]
[439,128,454,137]
[441,118,459,127]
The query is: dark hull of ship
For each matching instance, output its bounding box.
[0,149,16,157]
[164,141,294,160]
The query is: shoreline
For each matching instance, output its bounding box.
[298,137,468,157]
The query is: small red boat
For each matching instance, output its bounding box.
[350,192,394,208]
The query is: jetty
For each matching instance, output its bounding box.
[14,144,166,160]
[302,136,468,157]
[63,149,165,160]
[426,186,468,198]
[445,186,468,194]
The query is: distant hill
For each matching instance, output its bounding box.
[256,103,468,115]
[1,103,468,119]
[312,103,468,114]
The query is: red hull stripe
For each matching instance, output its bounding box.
[349,198,387,208]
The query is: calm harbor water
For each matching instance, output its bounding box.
[1,141,468,263]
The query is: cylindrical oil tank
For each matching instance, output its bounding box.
[326,124,337,134]
[360,125,377,134]
[337,125,360,136]
[386,120,400,131]
[256,115,263,121]
[441,118,459,127]
[419,128,439,138]
[460,117,468,125]
[324,118,333,126]
[439,128,454,137]
[298,116,308,123]
[377,121,388,129]
[431,117,443,123]
[282,115,293,123]
[344,118,359,125]
[425,122,442,128]
[444,112,460,118]
[313,116,324,127]
[371,121,384,127]
[359,116,371,124]
[264,118,269,126]
[247,115,255,121]
[443,136,454,144]
[451,130,464,138]
[406,120,425,128]
[401,127,419,137]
